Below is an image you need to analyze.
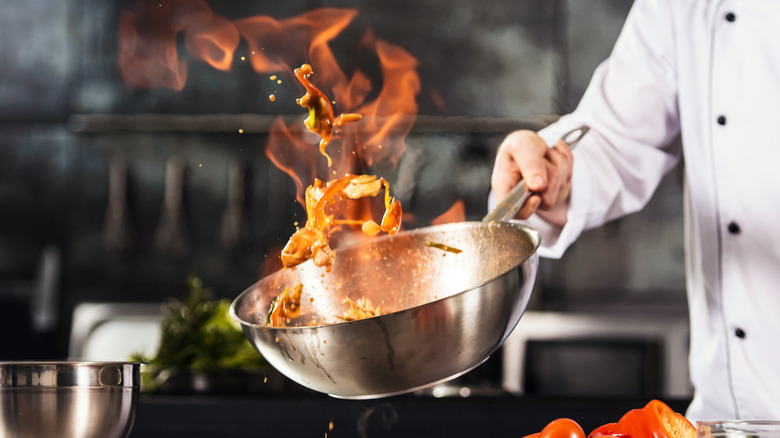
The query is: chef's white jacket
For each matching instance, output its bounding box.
[525,0,780,422]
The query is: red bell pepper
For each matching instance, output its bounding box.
[524,418,585,438]
[590,400,695,438]
[527,400,694,438]
[587,423,626,438]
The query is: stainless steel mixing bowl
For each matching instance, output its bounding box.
[0,361,140,438]
[231,221,540,399]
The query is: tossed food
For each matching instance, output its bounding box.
[294,63,362,167]
[280,173,402,270]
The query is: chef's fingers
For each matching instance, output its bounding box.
[545,140,573,174]
[537,140,574,208]
[552,139,574,203]
[516,194,542,219]
[491,130,549,201]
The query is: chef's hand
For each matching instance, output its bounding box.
[491,130,574,221]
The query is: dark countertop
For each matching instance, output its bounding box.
[129,394,692,438]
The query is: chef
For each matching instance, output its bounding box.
[491,0,780,422]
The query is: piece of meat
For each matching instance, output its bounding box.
[281,227,318,268]
[340,175,383,199]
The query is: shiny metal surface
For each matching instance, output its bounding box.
[697,421,780,438]
[0,361,140,438]
[231,221,540,398]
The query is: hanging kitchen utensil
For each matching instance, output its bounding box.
[154,156,188,256]
[231,126,588,399]
[103,157,133,253]
[216,159,249,252]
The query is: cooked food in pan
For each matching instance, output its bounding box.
[266,282,303,327]
[273,174,401,327]
[269,65,403,328]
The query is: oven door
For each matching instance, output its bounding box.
[502,310,692,398]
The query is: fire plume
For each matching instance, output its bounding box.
[355,36,420,168]
[234,8,357,77]
[184,14,240,71]
[117,0,239,90]
[264,117,317,207]
[118,1,421,244]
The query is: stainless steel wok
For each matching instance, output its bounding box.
[230,127,588,399]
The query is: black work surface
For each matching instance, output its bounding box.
[129,394,691,438]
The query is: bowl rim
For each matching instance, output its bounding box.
[0,361,141,389]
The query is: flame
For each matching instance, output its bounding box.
[117,0,239,90]
[235,8,357,77]
[239,10,420,218]
[117,2,421,243]
[264,118,321,206]
[353,35,420,169]
[431,200,466,226]
[117,6,187,91]
[184,13,240,71]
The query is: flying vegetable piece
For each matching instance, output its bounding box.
[294,63,362,167]
[280,174,402,270]
[425,242,463,254]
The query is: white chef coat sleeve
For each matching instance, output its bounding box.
[518,141,592,259]
[520,0,683,258]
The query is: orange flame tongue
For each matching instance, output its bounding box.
[352,34,421,169]
[117,3,421,184]
[234,8,357,75]
[117,0,239,90]
[116,3,420,257]
[184,13,240,71]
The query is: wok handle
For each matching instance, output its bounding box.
[482,125,589,223]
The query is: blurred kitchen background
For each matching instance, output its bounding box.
[0,0,689,398]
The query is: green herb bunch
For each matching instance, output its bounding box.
[131,276,268,392]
